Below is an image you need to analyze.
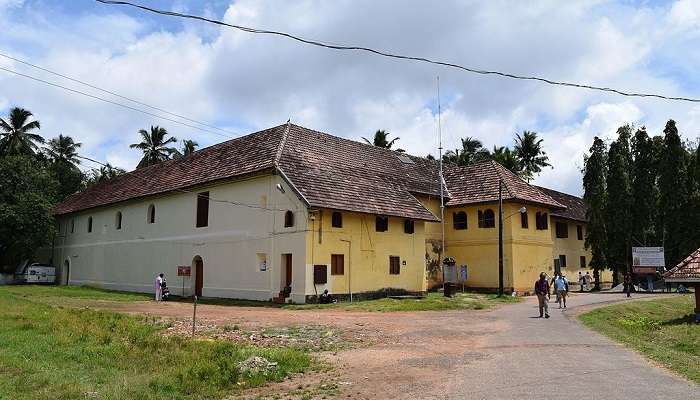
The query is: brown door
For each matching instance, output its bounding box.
[195,258,203,297]
[284,254,292,287]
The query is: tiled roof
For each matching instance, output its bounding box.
[442,160,565,209]
[664,248,700,282]
[535,186,588,222]
[54,123,567,221]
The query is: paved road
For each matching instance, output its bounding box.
[441,293,697,400]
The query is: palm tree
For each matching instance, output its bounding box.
[44,134,82,166]
[130,126,178,168]
[181,139,199,156]
[488,146,521,175]
[0,107,44,155]
[442,137,489,166]
[86,163,126,186]
[362,130,404,152]
[514,130,551,182]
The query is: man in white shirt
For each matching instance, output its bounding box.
[554,274,569,309]
[154,273,164,301]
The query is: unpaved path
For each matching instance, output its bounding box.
[100,294,697,399]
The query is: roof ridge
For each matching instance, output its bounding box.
[489,160,515,199]
[274,121,291,168]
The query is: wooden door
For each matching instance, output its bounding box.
[284,254,292,287]
[195,258,203,297]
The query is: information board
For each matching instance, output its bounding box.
[632,247,665,267]
[177,265,191,277]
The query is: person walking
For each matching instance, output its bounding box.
[534,272,550,318]
[624,272,632,298]
[154,273,164,301]
[578,272,585,292]
[554,274,569,309]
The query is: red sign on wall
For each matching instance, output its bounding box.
[177,266,191,277]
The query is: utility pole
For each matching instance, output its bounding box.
[437,76,445,265]
[498,180,504,297]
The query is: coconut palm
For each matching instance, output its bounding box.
[130,125,178,168]
[443,137,489,166]
[181,139,199,156]
[0,107,44,156]
[44,134,82,166]
[362,130,403,152]
[488,146,521,175]
[85,163,126,186]
[514,130,551,182]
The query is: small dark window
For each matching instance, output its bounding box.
[70,219,75,233]
[478,209,495,228]
[331,211,343,228]
[148,204,156,224]
[115,212,122,230]
[521,211,528,229]
[559,254,567,268]
[331,254,344,275]
[453,211,467,230]
[313,264,327,284]
[536,212,549,230]
[196,192,209,228]
[389,256,400,275]
[87,216,93,233]
[580,255,586,269]
[376,216,388,232]
[404,219,415,234]
[555,222,568,238]
[577,225,583,240]
[284,210,294,227]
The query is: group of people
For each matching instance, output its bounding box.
[534,271,570,319]
[577,271,592,292]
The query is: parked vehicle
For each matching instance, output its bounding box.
[21,263,56,284]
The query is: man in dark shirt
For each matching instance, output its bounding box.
[534,272,550,318]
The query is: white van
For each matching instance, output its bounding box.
[23,263,56,284]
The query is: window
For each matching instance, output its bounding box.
[147,204,156,224]
[478,209,495,228]
[331,211,343,228]
[70,219,75,234]
[453,211,467,230]
[580,256,586,269]
[404,219,415,234]
[555,222,568,238]
[331,254,344,275]
[577,225,583,240]
[87,217,93,233]
[376,216,388,232]
[196,192,209,228]
[284,210,294,227]
[521,211,529,229]
[389,256,400,275]
[535,212,549,230]
[559,254,567,268]
[115,212,122,230]
[313,265,327,284]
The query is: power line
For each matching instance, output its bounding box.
[0,66,233,139]
[96,0,700,104]
[0,52,237,137]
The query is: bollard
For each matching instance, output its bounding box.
[192,295,197,337]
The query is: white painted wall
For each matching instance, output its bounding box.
[47,173,309,302]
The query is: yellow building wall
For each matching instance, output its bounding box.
[304,209,426,297]
[550,218,612,284]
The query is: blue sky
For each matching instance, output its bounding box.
[1,0,700,194]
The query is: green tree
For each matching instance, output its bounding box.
[362,130,403,152]
[630,127,659,245]
[85,163,126,186]
[513,130,551,182]
[0,155,58,271]
[605,125,633,285]
[583,136,607,291]
[43,135,84,201]
[657,120,689,266]
[181,139,199,156]
[130,126,178,168]
[488,146,521,175]
[44,134,81,165]
[0,107,44,156]
[443,137,489,166]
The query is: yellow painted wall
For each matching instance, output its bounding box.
[304,209,426,296]
[550,217,612,284]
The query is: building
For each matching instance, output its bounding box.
[663,248,700,321]
[46,123,605,302]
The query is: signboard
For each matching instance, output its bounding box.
[633,266,657,275]
[632,247,665,267]
[177,266,191,277]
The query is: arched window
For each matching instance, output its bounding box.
[70,219,75,234]
[87,216,93,233]
[115,212,122,230]
[453,211,467,230]
[331,211,343,228]
[284,210,294,227]
[478,209,495,228]
[147,204,156,224]
[521,211,529,229]
[376,216,389,232]
[536,212,549,230]
[404,219,415,234]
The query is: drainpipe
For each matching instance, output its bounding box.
[340,239,352,302]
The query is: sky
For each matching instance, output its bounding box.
[1,0,700,195]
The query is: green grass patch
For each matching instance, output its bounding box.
[580,295,700,384]
[284,291,519,312]
[0,284,151,302]
[0,289,312,400]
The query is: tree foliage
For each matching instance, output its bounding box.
[0,107,44,156]
[514,130,551,182]
[362,130,403,152]
[130,125,178,168]
[583,136,607,290]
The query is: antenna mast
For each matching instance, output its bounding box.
[437,76,445,263]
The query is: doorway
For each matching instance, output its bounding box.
[193,256,203,297]
[282,253,292,289]
[63,259,70,285]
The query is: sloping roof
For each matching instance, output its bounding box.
[664,248,700,282]
[535,186,588,222]
[442,160,565,209]
[54,123,567,221]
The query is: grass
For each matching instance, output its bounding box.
[284,291,519,312]
[579,295,700,384]
[0,287,312,400]
[0,284,151,302]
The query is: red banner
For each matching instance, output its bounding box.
[177,266,191,277]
